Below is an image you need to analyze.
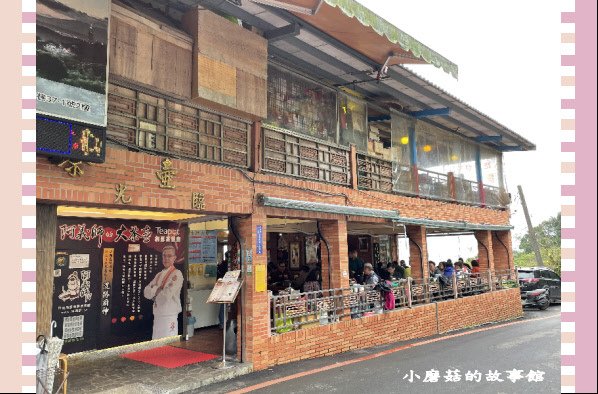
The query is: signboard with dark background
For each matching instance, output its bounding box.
[36,116,106,163]
[53,217,187,354]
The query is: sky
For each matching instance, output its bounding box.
[357,0,562,255]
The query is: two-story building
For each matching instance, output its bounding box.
[36,0,533,371]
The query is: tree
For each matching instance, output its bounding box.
[519,213,561,253]
[515,213,561,275]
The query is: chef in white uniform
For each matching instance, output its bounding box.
[143,245,184,339]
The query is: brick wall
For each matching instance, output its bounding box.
[492,231,513,271]
[437,287,522,333]
[262,288,522,368]
[37,147,511,227]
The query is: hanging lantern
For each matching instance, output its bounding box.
[400,136,409,145]
[423,144,432,152]
[451,154,459,161]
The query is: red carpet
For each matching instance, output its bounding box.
[121,346,218,368]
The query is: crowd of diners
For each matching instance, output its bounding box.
[267,246,483,297]
[270,247,488,332]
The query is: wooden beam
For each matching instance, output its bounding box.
[264,23,300,42]
[475,135,502,142]
[37,204,57,337]
[408,107,451,118]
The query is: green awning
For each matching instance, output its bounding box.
[324,0,459,79]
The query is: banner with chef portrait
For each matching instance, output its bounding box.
[52,217,187,353]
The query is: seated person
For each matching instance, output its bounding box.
[363,263,380,286]
[348,249,364,283]
[470,260,481,277]
[302,269,321,293]
[292,265,311,290]
[269,262,291,293]
[429,261,441,280]
[393,261,404,279]
[384,263,397,281]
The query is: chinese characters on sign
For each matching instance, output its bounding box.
[101,248,114,316]
[58,160,85,177]
[54,218,187,353]
[188,230,217,264]
[59,222,153,248]
[400,369,545,383]
[115,184,132,204]
[256,225,263,255]
[156,158,177,189]
[80,128,103,157]
[192,192,205,210]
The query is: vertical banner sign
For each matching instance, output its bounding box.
[256,225,263,255]
[36,0,111,126]
[53,218,187,353]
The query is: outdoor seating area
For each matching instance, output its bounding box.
[271,269,518,334]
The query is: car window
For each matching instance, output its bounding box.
[518,271,534,279]
[540,270,552,279]
[548,271,560,280]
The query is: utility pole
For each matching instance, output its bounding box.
[517,185,544,266]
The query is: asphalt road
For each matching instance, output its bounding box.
[195,305,561,394]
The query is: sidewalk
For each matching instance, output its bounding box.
[64,328,252,394]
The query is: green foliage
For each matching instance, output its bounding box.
[519,213,561,253]
[515,213,561,275]
[514,246,561,276]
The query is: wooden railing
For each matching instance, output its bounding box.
[107,82,252,168]
[262,125,351,186]
[106,82,508,209]
[357,154,393,192]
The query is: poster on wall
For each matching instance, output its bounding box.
[188,230,218,290]
[305,236,319,265]
[36,0,110,126]
[52,218,187,353]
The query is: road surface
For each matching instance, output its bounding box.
[194,305,561,394]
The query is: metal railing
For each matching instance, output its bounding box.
[262,125,351,186]
[454,177,481,205]
[484,184,511,208]
[107,82,252,168]
[270,269,518,334]
[417,168,451,200]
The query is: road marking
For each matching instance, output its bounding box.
[229,313,560,393]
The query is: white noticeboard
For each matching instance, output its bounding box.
[207,270,243,304]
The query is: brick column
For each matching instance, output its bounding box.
[318,219,349,289]
[233,210,270,370]
[492,231,513,271]
[474,230,495,271]
[406,225,428,280]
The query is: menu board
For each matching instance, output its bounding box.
[53,218,187,353]
[207,270,243,304]
[188,230,218,264]
[188,230,218,290]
